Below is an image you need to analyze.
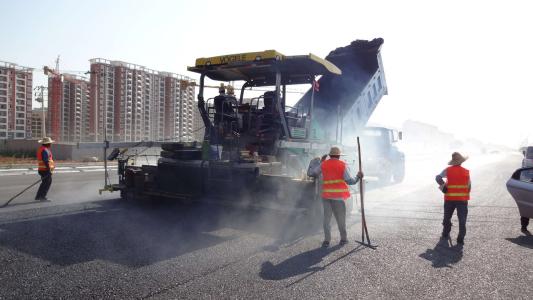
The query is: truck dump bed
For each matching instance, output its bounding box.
[295,38,387,143]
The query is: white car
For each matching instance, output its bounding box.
[522,146,533,168]
[506,167,533,219]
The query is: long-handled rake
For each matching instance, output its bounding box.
[356,136,377,249]
[1,175,50,208]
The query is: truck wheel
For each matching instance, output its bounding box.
[308,197,323,223]
[346,196,354,215]
[393,165,405,183]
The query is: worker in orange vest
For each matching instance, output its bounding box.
[308,146,363,247]
[435,152,471,245]
[35,137,55,201]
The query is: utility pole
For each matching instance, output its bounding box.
[34,86,47,138]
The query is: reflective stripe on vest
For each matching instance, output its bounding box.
[37,146,55,171]
[323,189,350,193]
[444,165,470,201]
[323,179,345,184]
[321,159,351,200]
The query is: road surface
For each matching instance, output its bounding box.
[0,153,531,299]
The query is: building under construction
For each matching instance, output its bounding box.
[0,61,33,140]
[88,59,195,143]
[192,101,204,142]
[30,107,47,139]
[47,73,90,142]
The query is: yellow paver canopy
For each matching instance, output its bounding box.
[188,50,341,86]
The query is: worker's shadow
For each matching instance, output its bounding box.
[419,238,463,268]
[259,245,341,280]
[505,235,533,249]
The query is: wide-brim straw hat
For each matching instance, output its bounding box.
[329,146,345,156]
[448,152,468,165]
[38,137,55,144]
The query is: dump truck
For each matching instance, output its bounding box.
[293,38,404,184]
[106,38,402,214]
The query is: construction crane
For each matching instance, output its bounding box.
[43,64,62,142]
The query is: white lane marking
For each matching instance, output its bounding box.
[0,168,30,172]
[0,172,26,176]
[81,168,117,171]
[0,168,116,176]
[76,166,107,169]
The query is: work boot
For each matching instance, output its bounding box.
[321,241,330,248]
[456,238,464,245]
[521,228,532,236]
[339,239,349,246]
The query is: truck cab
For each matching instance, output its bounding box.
[522,146,533,168]
[357,127,405,183]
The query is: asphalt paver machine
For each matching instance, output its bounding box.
[107,38,399,215]
[112,49,342,215]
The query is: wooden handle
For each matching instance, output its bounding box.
[357,136,371,244]
[357,137,362,172]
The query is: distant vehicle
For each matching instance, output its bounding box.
[356,127,405,183]
[506,167,533,219]
[521,146,533,167]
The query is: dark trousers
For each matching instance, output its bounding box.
[323,199,347,242]
[442,200,468,240]
[36,171,52,200]
[521,217,530,229]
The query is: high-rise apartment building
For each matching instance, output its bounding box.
[162,73,195,142]
[89,58,195,142]
[0,61,33,139]
[47,73,90,142]
[31,108,47,139]
[192,100,205,142]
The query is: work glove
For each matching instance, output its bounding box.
[321,154,328,162]
[357,171,364,179]
[439,184,447,194]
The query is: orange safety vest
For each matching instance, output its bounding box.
[444,165,470,201]
[37,146,55,172]
[321,159,351,200]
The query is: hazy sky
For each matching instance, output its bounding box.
[1,0,531,147]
